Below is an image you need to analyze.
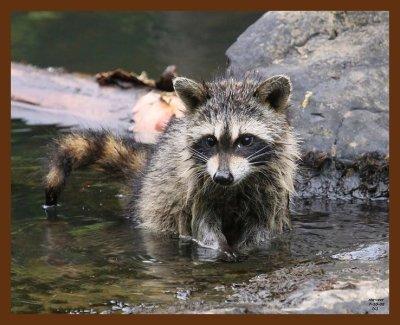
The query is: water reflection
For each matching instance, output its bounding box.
[11,12,263,80]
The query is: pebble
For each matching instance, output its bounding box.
[176,289,191,300]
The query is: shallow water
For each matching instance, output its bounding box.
[11,119,389,313]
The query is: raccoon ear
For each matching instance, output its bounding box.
[254,75,292,112]
[173,77,208,112]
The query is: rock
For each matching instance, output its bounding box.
[227,11,389,200]
[226,258,389,314]
[176,289,191,300]
[99,310,111,314]
[121,306,136,314]
[332,242,389,261]
[213,285,226,292]
[199,307,248,314]
[296,151,388,200]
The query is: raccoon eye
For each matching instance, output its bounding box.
[238,135,254,147]
[205,136,217,147]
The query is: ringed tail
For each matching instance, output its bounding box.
[43,130,147,206]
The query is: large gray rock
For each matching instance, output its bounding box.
[227,11,389,159]
[227,11,389,200]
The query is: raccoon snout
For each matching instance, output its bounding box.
[213,170,234,186]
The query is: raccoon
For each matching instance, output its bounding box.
[44,74,300,259]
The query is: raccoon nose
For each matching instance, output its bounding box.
[213,170,234,185]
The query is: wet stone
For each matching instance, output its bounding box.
[176,290,191,301]
[332,242,389,261]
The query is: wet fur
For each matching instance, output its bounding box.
[44,130,149,205]
[43,74,300,255]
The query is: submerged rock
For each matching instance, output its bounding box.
[332,242,389,261]
[227,11,389,200]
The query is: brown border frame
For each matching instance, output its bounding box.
[2,1,398,324]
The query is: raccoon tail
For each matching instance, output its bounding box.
[44,130,148,206]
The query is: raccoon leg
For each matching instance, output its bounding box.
[235,224,270,250]
[44,130,147,206]
[191,211,237,260]
[236,195,291,249]
[178,210,192,237]
[267,193,291,234]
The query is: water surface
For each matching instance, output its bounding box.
[11,11,263,80]
[11,119,389,313]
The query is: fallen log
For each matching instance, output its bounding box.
[95,65,177,92]
[11,63,183,140]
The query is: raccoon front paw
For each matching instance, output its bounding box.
[218,243,239,262]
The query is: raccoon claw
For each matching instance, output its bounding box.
[219,245,239,262]
[220,251,239,262]
[42,204,58,220]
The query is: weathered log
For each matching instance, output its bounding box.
[95,65,177,91]
[95,68,156,89]
[11,63,183,139]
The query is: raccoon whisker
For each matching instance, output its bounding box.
[189,150,207,160]
[189,155,208,164]
[246,146,269,160]
[198,178,208,193]
[187,148,206,158]
[189,153,208,163]
[249,160,272,165]
[187,165,200,171]
[248,150,274,161]
[248,153,273,163]
[186,146,209,160]
[195,169,208,177]
[249,149,290,162]
[192,168,209,184]
[193,156,208,163]
[194,170,207,181]
[246,146,271,160]
[182,165,198,176]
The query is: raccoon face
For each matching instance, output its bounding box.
[190,132,274,186]
[173,74,292,186]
